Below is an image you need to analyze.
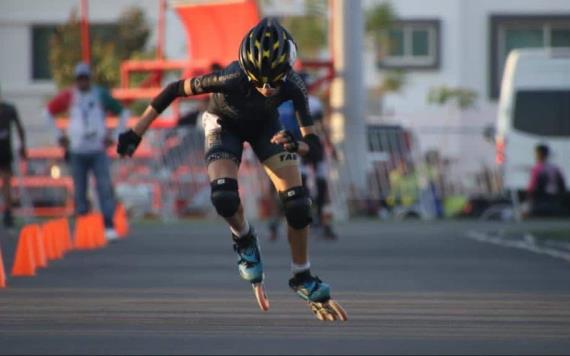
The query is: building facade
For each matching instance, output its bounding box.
[363,0,570,180]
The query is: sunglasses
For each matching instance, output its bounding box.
[251,80,284,90]
[248,74,287,90]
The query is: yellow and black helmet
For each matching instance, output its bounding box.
[239,18,297,86]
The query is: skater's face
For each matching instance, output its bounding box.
[256,86,280,97]
[252,79,284,97]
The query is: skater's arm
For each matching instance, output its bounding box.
[128,78,192,137]
[118,68,231,156]
[132,65,238,137]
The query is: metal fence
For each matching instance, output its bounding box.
[334,124,503,220]
[6,120,503,222]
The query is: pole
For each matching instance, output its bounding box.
[157,0,167,59]
[80,0,91,64]
[330,0,367,198]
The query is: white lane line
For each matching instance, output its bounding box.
[466,231,570,263]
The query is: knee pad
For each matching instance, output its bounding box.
[280,186,312,230]
[210,178,240,218]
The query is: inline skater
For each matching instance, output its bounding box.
[117,18,347,321]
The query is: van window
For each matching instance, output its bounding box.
[513,90,570,136]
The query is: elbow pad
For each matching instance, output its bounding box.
[150,80,186,114]
[302,133,323,162]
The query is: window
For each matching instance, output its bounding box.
[379,19,441,69]
[513,90,570,137]
[489,15,570,99]
[32,25,58,80]
[31,23,119,81]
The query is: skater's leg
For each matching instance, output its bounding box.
[207,159,248,235]
[209,158,266,287]
[262,159,309,265]
[202,111,247,235]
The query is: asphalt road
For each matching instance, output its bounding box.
[1,220,570,355]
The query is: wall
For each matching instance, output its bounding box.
[363,0,570,180]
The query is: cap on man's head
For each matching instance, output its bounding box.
[74,62,91,78]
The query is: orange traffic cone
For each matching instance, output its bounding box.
[91,213,107,248]
[12,226,36,277]
[114,204,129,238]
[42,222,57,260]
[74,215,94,250]
[59,219,73,252]
[52,221,65,259]
[0,246,6,288]
[30,224,47,269]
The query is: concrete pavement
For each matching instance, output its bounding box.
[1,220,569,354]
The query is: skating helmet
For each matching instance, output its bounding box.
[239,17,297,87]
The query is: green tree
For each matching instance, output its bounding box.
[49,7,150,89]
[364,2,405,113]
[427,86,478,110]
[280,0,328,57]
[365,2,395,58]
[116,7,151,60]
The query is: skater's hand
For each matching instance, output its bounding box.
[117,129,142,157]
[271,130,309,155]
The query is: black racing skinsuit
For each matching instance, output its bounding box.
[190,61,314,165]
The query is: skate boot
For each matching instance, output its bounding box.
[233,228,270,311]
[289,270,348,321]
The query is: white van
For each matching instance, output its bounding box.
[496,48,570,192]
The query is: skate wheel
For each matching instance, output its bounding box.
[253,283,270,312]
[328,300,348,321]
[310,303,327,321]
[324,311,336,321]
[310,301,348,322]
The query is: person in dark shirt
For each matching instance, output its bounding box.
[0,87,27,228]
[274,73,338,240]
[526,144,567,217]
[117,18,347,321]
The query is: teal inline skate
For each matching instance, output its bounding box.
[289,270,348,321]
[232,228,270,311]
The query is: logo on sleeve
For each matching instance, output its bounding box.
[193,78,203,92]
